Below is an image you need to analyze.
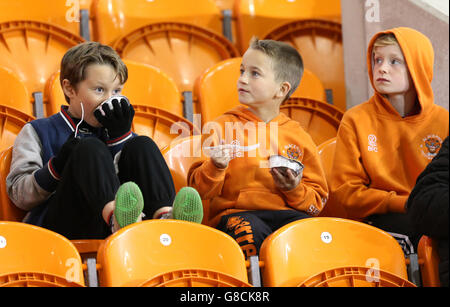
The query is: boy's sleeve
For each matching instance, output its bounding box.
[6,124,53,211]
[187,125,227,200]
[330,121,407,220]
[280,139,328,216]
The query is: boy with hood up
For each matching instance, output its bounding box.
[330,27,449,253]
[188,38,328,259]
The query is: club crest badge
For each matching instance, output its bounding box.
[420,135,443,160]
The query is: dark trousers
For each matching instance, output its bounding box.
[43,136,175,239]
[365,212,421,255]
[217,210,310,259]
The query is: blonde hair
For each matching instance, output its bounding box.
[60,42,128,103]
[249,37,303,101]
[373,33,398,48]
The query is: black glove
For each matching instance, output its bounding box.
[50,133,80,177]
[94,97,135,139]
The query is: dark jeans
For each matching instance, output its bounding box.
[43,136,175,239]
[217,210,310,259]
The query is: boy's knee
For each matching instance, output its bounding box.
[125,136,158,151]
[72,137,109,160]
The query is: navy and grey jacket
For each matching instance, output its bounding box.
[6,106,135,225]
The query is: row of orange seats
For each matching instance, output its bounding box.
[4,217,439,287]
[0,0,347,118]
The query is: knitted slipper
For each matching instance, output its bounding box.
[114,182,144,229]
[172,187,203,224]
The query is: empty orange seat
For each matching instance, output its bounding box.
[96,219,251,287]
[113,22,239,97]
[0,66,32,116]
[195,57,326,124]
[0,0,89,38]
[264,19,346,111]
[280,97,344,146]
[0,221,85,287]
[234,0,341,53]
[0,20,84,117]
[259,217,413,287]
[91,0,224,46]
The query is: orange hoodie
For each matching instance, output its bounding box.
[188,105,328,227]
[330,27,449,220]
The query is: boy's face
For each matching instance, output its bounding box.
[237,48,288,108]
[372,44,414,97]
[64,63,124,127]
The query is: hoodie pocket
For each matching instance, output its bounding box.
[235,188,286,211]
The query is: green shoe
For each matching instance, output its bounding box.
[114,182,144,229]
[172,187,203,224]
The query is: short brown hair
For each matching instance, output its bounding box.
[60,42,128,103]
[249,37,304,101]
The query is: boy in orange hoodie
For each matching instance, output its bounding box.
[330,27,449,253]
[188,38,328,259]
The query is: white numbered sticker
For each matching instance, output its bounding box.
[320,232,332,244]
[160,234,172,246]
[0,236,6,248]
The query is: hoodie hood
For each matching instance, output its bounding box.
[367,27,435,117]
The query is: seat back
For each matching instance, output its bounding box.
[0,147,27,222]
[0,20,84,117]
[259,217,409,286]
[264,19,346,111]
[0,0,86,37]
[316,138,347,218]
[92,0,223,45]
[0,221,84,286]
[195,57,326,123]
[0,106,35,152]
[96,219,249,287]
[123,60,183,117]
[280,97,343,146]
[418,235,441,287]
[161,135,211,225]
[234,0,341,53]
[46,60,184,117]
[131,105,199,151]
[113,22,239,94]
[0,66,32,116]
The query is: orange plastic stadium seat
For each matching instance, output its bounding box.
[234,0,341,53]
[0,66,32,117]
[131,105,200,151]
[0,20,85,118]
[0,106,35,152]
[0,147,27,222]
[418,236,441,287]
[280,97,343,146]
[46,60,183,117]
[91,0,224,46]
[194,56,326,124]
[96,219,252,287]
[113,22,239,97]
[0,221,85,287]
[0,0,90,38]
[263,19,346,111]
[316,137,347,218]
[259,217,415,287]
[162,135,211,225]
